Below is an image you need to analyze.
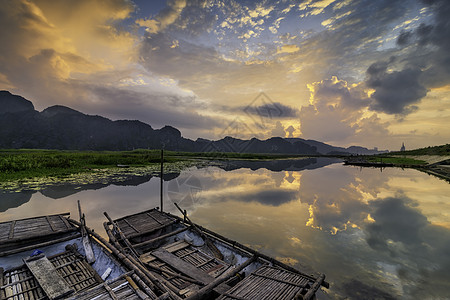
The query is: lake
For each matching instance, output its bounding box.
[1,158,449,299]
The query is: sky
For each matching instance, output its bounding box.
[0,0,449,151]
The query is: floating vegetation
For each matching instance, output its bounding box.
[0,160,200,193]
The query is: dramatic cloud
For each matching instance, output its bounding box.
[0,0,449,149]
[366,59,428,114]
[299,76,390,146]
[361,0,450,115]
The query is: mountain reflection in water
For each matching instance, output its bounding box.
[1,157,449,299]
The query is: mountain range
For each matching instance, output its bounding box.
[0,90,387,155]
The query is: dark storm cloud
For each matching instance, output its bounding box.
[364,0,450,114]
[366,59,427,114]
[341,280,396,300]
[242,101,299,119]
[396,30,413,46]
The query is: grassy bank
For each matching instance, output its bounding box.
[366,156,427,166]
[389,144,450,156]
[0,149,313,181]
[0,149,179,181]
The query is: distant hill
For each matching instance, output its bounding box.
[0,90,388,155]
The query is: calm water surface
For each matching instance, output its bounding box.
[1,158,449,299]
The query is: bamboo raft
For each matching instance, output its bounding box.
[0,212,170,300]
[104,208,329,300]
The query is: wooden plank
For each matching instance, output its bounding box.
[164,241,190,253]
[0,233,81,257]
[24,255,74,299]
[251,272,307,288]
[123,219,140,233]
[126,220,177,239]
[0,213,71,226]
[151,248,214,285]
[46,216,56,232]
[8,221,16,239]
[59,215,72,229]
[133,225,191,249]
[147,212,164,225]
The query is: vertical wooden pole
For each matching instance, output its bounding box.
[160,148,164,212]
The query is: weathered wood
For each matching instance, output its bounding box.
[77,200,95,264]
[131,273,157,299]
[148,212,164,225]
[133,226,191,249]
[104,212,140,259]
[59,215,72,229]
[173,203,223,260]
[123,219,140,233]
[8,221,16,239]
[167,210,330,289]
[126,221,177,240]
[152,248,214,285]
[104,282,120,300]
[251,270,307,287]
[164,241,190,253]
[296,273,325,300]
[45,216,56,232]
[24,254,74,299]
[0,233,82,257]
[145,263,203,285]
[195,258,215,269]
[184,255,257,300]
[97,219,182,300]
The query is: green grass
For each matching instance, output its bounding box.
[0,149,177,181]
[367,156,427,165]
[0,149,313,181]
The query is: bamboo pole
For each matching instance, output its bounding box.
[144,263,203,285]
[295,273,325,300]
[167,210,330,289]
[0,233,82,257]
[100,220,182,300]
[68,218,178,299]
[184,255,257,300]
[103,212,140,259]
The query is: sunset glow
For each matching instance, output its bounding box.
[1,0,449,150]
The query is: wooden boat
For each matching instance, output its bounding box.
[103,207,329,300]
[0,209,178,299]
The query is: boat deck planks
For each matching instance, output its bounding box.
[152,248,214,285]
[139,240,230,294]
[218,265,311,300]
[65,273,158,300]
[1,245,102,300]
[106,208,328,300]
[115,209,177,239]
[0,213,75,245]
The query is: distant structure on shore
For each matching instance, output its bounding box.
[400,142,406,152]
